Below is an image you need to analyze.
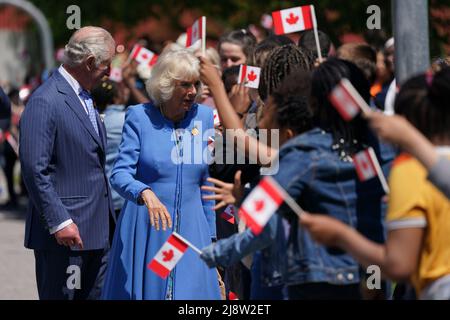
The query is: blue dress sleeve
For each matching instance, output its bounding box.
[110,106,150,203]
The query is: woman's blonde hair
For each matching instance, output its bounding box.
[146,48,202,105]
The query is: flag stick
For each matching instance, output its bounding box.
[341,78,372,116]
[125,44,138,66]
[310,5,323,63]
[5,132,18,156]
[172,232,202,255]
[367,148,390,194]
[201,16,206,56]
[266,176,305,219]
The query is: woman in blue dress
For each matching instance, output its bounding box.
[102,48,221,300]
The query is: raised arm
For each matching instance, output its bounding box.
[366,112,438,170]
[198,56,275,166]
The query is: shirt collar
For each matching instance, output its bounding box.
[58,65,85,96]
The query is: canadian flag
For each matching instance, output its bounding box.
[109,67,122,83]
[207,135,215,153]
[4,132,18,156]
[352,147,379,181]
[213,109,221,127]
[130,44,158,67]
[238,65,261,89]
[221,205,236,224]
[329,78,368,121]
[148,233,188,279]
[186,16,206,48]
[239,176,285,235]
[272,5,314,35]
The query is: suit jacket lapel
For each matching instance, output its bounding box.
[54,71,104,152]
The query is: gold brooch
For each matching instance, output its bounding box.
[191,126,199,136]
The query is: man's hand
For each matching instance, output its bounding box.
[54,223,84,249]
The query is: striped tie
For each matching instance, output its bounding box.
[79,89,99,136]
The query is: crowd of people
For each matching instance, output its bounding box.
[0,20,450,300]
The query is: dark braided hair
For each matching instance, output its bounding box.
[271,70,313,134]
[311,58,371,156]
[252,39,280,68]
[259,44,315,102]
[395,67,450,142]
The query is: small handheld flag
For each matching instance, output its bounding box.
[148,232,200,279]
[213,109,221,127]
[186,16,206,54]
[238,176,306,235]
[272,5,323,62]
[329,78,372,121]
[238,65,261,89]
[129,44,158,67]
[109,67,123,83]
[272,6,314,35]
[221,205,236,224]
[352,147,390,194]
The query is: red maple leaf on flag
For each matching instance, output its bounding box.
[247,71,257,82]
[254,199,265,213]
[286,12,299,25]
[361,160,369,171]
[141,53,149,60]
[162,249,174,262]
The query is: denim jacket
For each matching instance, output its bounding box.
[201,127,395,287]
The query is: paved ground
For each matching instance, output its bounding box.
[0,168,38,300]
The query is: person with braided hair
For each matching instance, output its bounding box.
[201,69,314,300]
[202,44,315,299]
[199,56,394,299]
[301,67,450,300]
[258,44,315,103]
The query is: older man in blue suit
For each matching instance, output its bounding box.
[20,26,116,300]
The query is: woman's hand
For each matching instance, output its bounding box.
[201,171,243,210]
[300,213,348,247]
[141,189,172,231]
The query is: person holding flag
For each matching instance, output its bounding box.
[301,68,450,300]
[199,56,394,299]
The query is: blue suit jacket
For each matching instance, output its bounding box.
[20,70,114,251]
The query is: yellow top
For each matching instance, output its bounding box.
[386,153,450,295]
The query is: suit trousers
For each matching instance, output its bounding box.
[34,248,109,300]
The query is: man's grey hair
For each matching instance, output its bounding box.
[63,26,115,67]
